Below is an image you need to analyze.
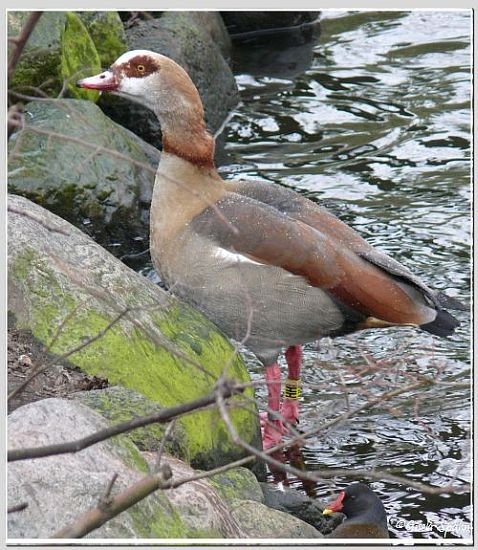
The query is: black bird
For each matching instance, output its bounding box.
[323,483,389,538]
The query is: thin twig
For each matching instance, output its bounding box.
[98,473,119,511]
[8,12,42,77]
[8,104,24,137]
[153,420,177,472]
[8,502,28,514]
[7,204,70,236]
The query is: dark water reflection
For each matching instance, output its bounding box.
[220,10,471,540]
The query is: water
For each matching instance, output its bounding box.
[135,10,471,539]
[218,10,471,540]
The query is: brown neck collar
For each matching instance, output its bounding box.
[162,123,215,169]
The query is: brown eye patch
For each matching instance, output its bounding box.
[120,55,160,78]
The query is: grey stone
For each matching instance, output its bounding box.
[261,482,340,535]
[143,453,244,537]
[230,499,323,538]
[7,398,186,538]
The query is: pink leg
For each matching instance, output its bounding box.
[281,345,302,429]
[261,363,285,449]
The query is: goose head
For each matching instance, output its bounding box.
[78,49,214,168]
[78,50,204,120]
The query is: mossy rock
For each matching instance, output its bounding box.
[74,386,191,459]
[8,11,101,101]
[78,11,127,67]
[8,194,261,469]
[8,397,189,538]
[230,500,323,538]
[208,467,265,505]
[8,98,158,258]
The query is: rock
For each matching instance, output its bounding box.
[8,194,261,469]
[221,11,319,39]
[78,12,128,68]
[208,467,265,505]
[74,386,192,459]
[100,11,238,149]
[8,398,187,538]
[8,11,101,101]
[230,499,323,538]
[8,99,158,257]
[261,483,341,535]
[8,397,315,539]
[143,453,244,537]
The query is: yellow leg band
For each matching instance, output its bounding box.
[284,378,301,399]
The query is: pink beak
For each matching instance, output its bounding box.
[77,70,118,91]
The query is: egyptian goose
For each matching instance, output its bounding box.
[78,50,464,449]
[323,483,389,538]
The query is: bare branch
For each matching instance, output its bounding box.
[8,502,28,514]
[8,12,42,77]
[153,420,176,472]
[98,473,119,511]
[8,382,245,462]
[8,104,24,137]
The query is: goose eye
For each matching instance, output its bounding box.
[137,64,145,73]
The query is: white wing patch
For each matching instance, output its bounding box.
[214,247,264,266]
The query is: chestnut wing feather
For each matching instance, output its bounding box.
[228,178,466,311]
[191,192,436,326]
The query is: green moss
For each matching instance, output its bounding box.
[129,495,188,538]
[60,12,101,101]
[184,527,223,538]
[10,50,63,95]
[8,11,102,100]
[110,434,149,473]
[76,387,189,458]
[208,467,264,504]
[9,247,260,468]
[8,247,35,282]
[78,12,127,67]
